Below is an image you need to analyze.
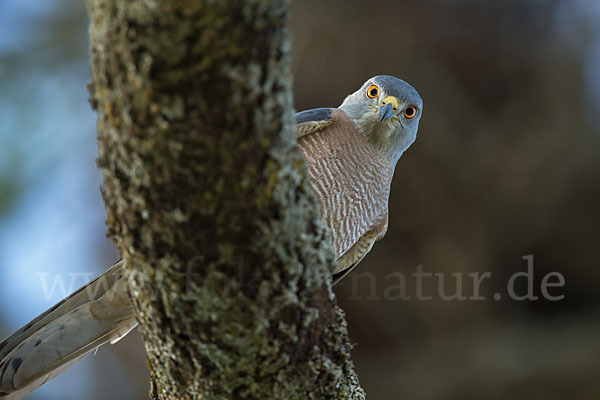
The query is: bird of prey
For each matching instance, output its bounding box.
[0,75,422,399]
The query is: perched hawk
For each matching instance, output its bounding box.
[0,75,422,399]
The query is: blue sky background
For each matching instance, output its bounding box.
[0,1,144,399]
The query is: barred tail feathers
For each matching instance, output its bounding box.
[0,261,137,399]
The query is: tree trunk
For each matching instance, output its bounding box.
[86,0,365,399]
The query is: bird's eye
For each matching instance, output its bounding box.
[366,84,379,99]
[404,106,417,119]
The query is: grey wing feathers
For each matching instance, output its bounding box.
[332,232,378,286]
[0,261,137,399]
[296,107,334,138]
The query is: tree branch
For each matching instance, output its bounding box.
[86,0,364,398]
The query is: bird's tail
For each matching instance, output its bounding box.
[0,261,137,399]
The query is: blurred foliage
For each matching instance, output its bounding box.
[0,0,599,399]
[0,0,89,221]
[0,1,88,77]
[0,175,20,218]
[291,0,600,398]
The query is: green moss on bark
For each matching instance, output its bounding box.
[86,0,365,399]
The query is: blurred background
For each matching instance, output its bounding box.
[1,0,599,398]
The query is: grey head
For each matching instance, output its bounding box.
[339,75,423,164]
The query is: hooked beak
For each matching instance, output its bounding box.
[378,96,399,122]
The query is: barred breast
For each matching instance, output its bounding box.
[297,109,393,259]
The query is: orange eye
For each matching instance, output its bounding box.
[366,84,379,99]
[404,106,417,119]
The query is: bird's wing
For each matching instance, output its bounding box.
[0,261,137,399]
[332,214,389,286]
[296,108,334,139]
[332,231,378,286]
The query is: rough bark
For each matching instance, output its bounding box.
[86,1,365,399]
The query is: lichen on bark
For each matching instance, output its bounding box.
[86,0,365,398]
